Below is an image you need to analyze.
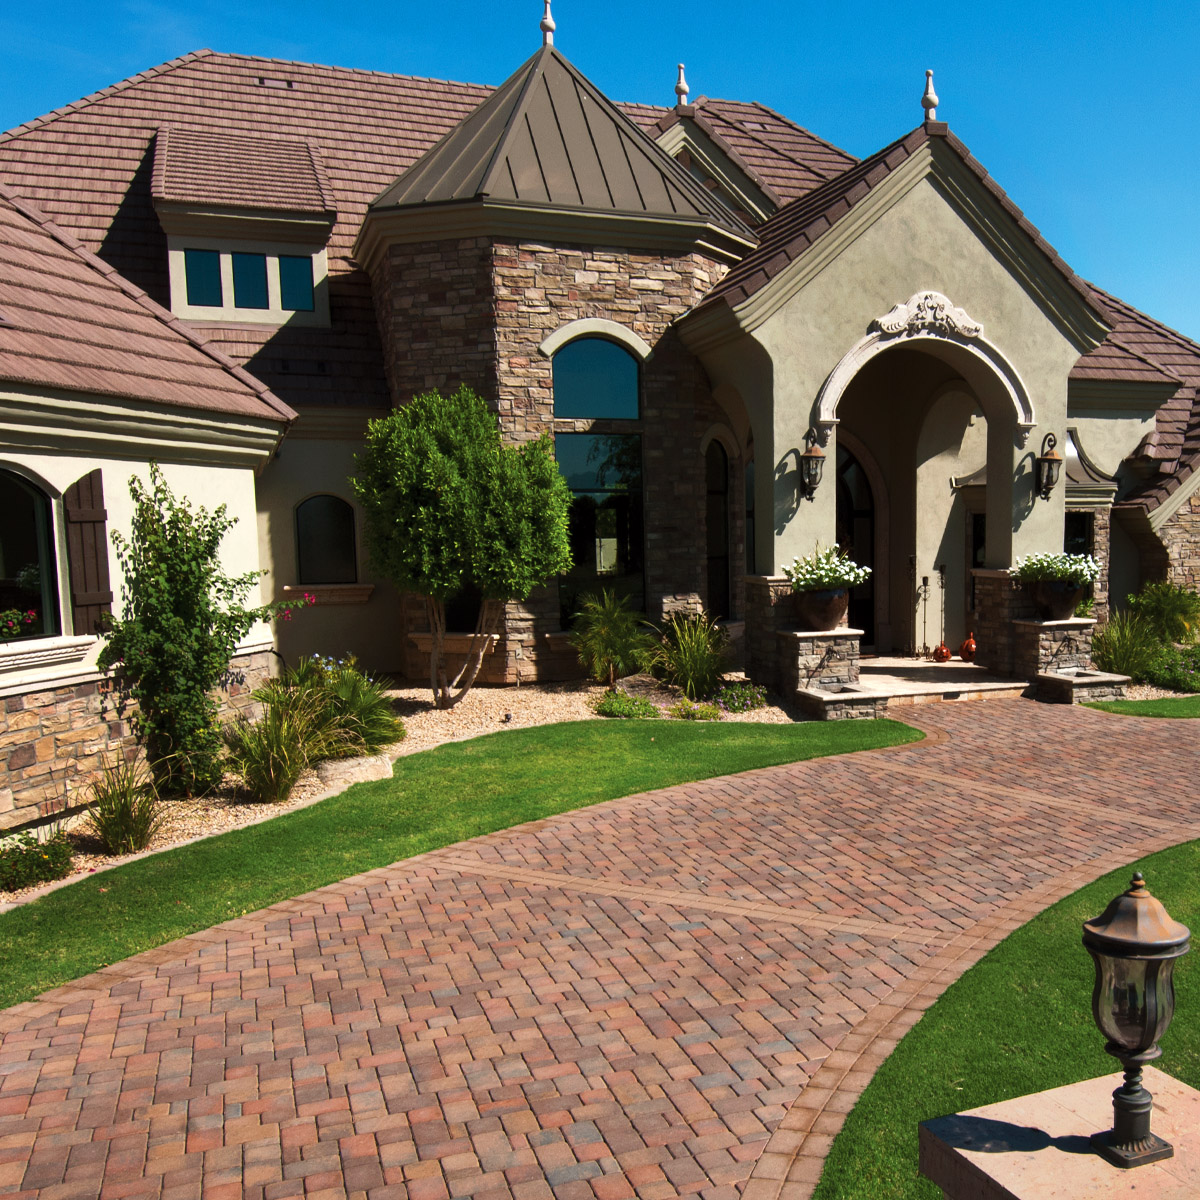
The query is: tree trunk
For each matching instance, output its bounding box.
[426,594,501,709]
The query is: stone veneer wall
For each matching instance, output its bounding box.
[1154,488,1200,593]
[744,577,799,690]
[971,570,1036,677]
[777,629,862,693]
[1012,618,1095,679]
[377,236,744,685]
[0,649,272,832]
[1070,505,1112,621]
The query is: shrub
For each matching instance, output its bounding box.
[272,655,403,758]
[714,681,768,713]
[591,690,660,719]
[570,590,656,687]
[1127,581,1200,644]
[1091,612,1161,680]
[1143,644,1200,693]
[98,465,300,796]
[668,699,722,721]
[82,755,164,854]
[648,612,730,700]
[225,697,316,803]
[0,828,73,891]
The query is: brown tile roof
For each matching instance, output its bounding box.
[372,47,750,243]
[0,49,848,411]
[697,122,1103,317]
[0,179,294,422]
[1088,285,1200,514]
[1068,333,1181,386]
[152,126,333,214]
[644,98,857,207]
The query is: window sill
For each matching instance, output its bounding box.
[0,635,95,675]
[283,584,374,606]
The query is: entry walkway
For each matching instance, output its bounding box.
[2,702,1198,1200]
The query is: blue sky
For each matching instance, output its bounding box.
[3,1,1197,339]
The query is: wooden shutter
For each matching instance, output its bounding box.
[63,469,113,635]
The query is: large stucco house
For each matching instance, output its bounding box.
[3,16,1200,824]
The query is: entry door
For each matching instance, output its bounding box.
[836,446,875,643]
[705,442,730,619]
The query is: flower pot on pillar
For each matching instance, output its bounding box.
[794,587,849,632]
[1031,581,1086,621]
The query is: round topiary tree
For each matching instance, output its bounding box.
[352,386,573,708]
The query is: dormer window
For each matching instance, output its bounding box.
[171,240,328,325]
[153,127,335,326]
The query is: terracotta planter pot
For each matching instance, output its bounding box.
[793,587,849,631]
[1029,580,1085,621]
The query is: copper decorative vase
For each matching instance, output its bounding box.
[959,631,976,662]
[794,587,849,632]
[932,642,951,663]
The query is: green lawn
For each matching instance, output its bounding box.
[0,717,920,1010]
[812,840,1200,1200]
[1087,695,1200,718]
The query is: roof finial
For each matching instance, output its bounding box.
[675,63,690,108]
[540,0,555,46]
[922,69,939,123]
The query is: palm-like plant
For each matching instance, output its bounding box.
[570,590,655,687]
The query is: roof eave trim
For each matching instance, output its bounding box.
[154,199,336,242]
[355,198,756,268]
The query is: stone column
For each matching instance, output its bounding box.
[744,575,797,690]
[971,569,1034,677]
[1012,618,1096,679]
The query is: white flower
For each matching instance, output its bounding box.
[782,545,872,591]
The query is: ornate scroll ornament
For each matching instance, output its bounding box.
[872,291,983,340]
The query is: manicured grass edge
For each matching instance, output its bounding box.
[0,718,922,1011]
[1085,695,1200,718]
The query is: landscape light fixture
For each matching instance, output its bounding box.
[1036,432,1063,501]
[1081,871,1190,1167]
[800,428,825,501]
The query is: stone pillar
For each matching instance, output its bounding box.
[744,576,797,689]
[777,629,863,693]
[971,569,1034,677]
[1012,618,1096,679]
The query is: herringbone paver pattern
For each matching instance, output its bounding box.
[1,701,1197,1200]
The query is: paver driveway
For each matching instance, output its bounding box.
[2,700,1199,1200]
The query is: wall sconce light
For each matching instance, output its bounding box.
[1082,871,1190,1167]
[800,428,825,501]
[1036,432,1063,501]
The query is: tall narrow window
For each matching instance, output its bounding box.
[279,255,315,312]
[555,434,644,623]
[296,495,356,584]
[232,252,269,310]
[0,470,60,641]
[184,248,222,307]
[745,459,756,574]
[553,337,639,419]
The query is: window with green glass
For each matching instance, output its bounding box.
[232,252,269,310]
[184,249,222,307]
[555,433,644,623]
[279,255,315,312]
[553,337,639,419]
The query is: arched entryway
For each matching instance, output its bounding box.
[835,445,875,644]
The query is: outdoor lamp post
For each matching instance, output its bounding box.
[800,428,825,501]
[1036,432,1063,500]
[1082,871,1190,1168]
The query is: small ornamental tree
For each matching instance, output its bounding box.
[353,387,573,708]
[98,464,297,795]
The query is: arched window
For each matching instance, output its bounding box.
[296,495,356,584]
[552,337,639,419]
[0,470,60,641]
[553,337,644,622]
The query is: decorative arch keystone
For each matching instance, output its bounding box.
[815,290,1035,439]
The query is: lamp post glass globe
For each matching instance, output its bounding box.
[1081,872,1190,1168]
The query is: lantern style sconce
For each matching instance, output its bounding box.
[1082,871,1190,1167]
[1036,432,1063,501]
[800,428,825,501]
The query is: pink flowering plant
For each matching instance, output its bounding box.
[0,607,38,642]
[98,465,313,795]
